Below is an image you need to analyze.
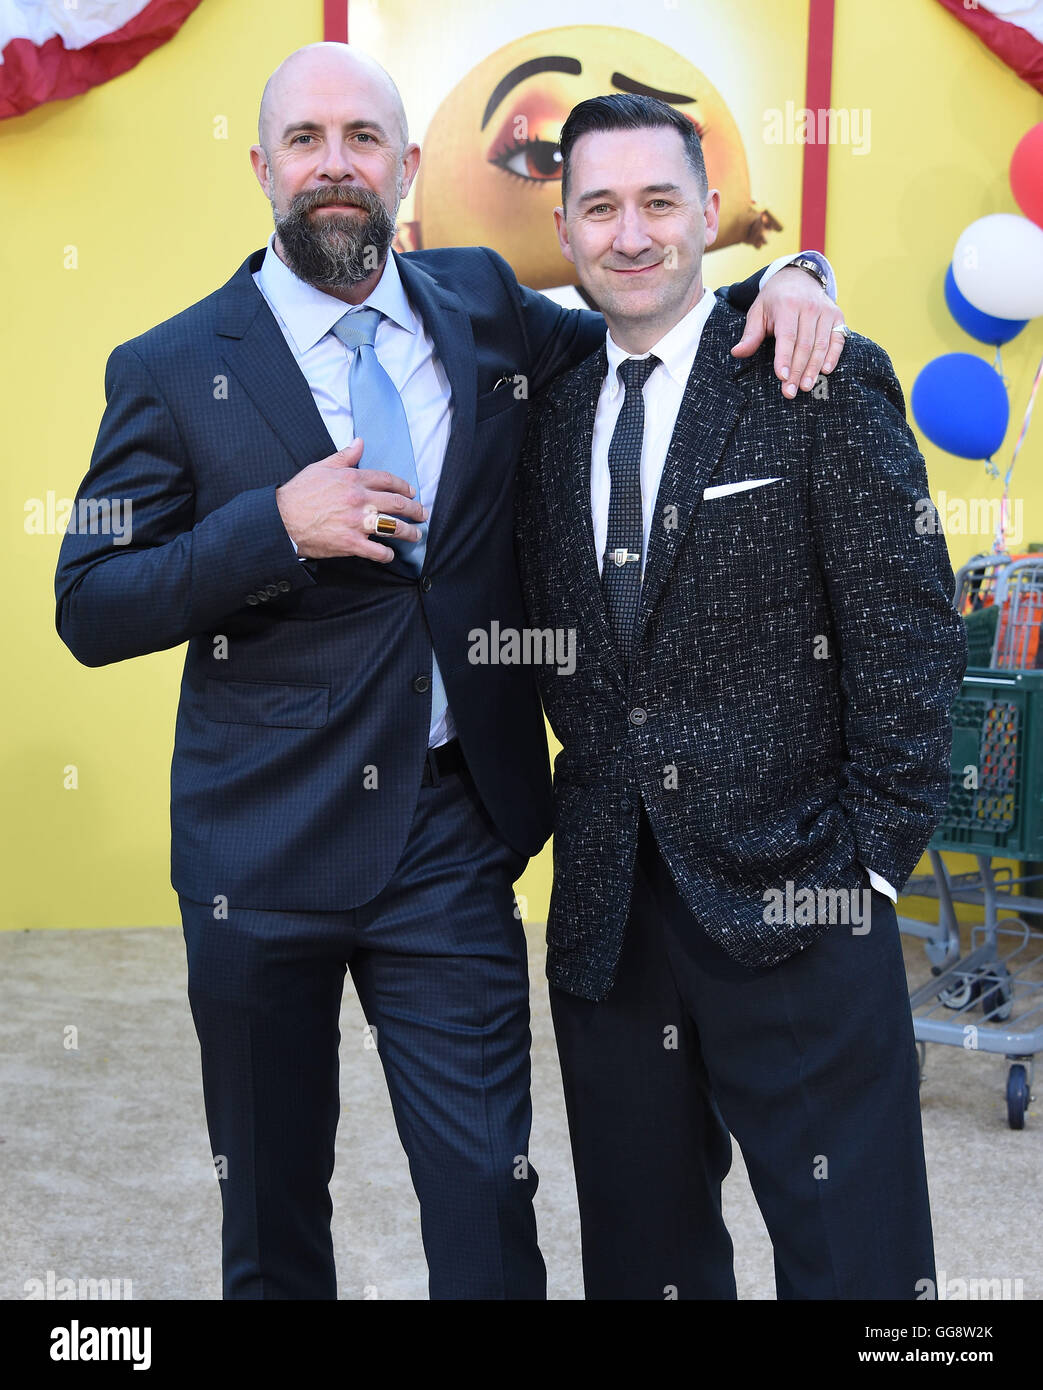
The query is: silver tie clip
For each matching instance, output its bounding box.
[609,548,641,567]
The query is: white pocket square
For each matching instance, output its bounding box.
[702,477,782,499]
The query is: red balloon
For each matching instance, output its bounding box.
[1011,123,1043,230]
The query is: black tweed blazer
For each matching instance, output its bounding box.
[515,297,967,1000]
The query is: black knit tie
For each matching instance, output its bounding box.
[602,355,659,666]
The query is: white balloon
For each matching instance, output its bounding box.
[952,213,1043,319]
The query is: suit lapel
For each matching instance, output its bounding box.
[393,251,476,566]
[548,346,629,693]
[634,304,748,647]
[215,248,478,579]
[215,250,339,473]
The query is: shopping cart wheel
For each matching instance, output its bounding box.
[983,975,1014,1022]
[939,973,980,1010]
[1006,1064,1030,1130]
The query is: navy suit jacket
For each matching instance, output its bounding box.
[55,245,763,912]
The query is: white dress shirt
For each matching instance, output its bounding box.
[591,292,896,903]
[253,235,455,746]
[591,287,718,581]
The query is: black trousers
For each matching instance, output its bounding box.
[180,754,543,1300]
[550,807,936,1300]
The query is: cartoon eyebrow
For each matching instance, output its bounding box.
[611,72,697,105]
[482,56,582,128]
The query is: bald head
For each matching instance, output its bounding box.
[249,41,421,300]
[257,43,408,155]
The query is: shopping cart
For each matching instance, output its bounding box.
[897,554,1043,1129]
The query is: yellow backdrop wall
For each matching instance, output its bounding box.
[3,0,1041,929]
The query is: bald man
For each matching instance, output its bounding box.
[55,43,847,1300]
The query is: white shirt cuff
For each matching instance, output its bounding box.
[288,535,308,563]
[760,250,837,302]
[865,866,897,902]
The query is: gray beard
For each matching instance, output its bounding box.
[274,186,397,290]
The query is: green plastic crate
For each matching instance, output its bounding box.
[931,667,1043,859]
[962,604,998,668]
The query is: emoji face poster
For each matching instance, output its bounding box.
[344,0,820,299]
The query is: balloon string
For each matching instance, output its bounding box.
[1006,352,1043,491]
[992,351,1043,554]
[993,492,1008,555]
[985,453,1005,552]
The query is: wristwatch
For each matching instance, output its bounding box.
[790,255,830,293]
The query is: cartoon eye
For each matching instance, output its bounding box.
[488,137,563,182]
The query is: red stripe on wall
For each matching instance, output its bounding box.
[324,0,348,43]
[801,0,836,255]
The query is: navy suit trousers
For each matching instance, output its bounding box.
[180,755,543,1300]
[550,806,936,1300]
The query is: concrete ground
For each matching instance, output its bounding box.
[1,918,1039,1301]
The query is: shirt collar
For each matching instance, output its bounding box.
[255,232,416,353]
[603,286,717,398]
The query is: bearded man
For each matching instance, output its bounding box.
[54,43,847,1300]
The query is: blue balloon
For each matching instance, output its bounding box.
[945,264,1027,346]
[912,353,1009,459]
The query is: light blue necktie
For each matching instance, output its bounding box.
[331,307,448,738]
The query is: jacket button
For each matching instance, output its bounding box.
[277,580,291,593]
[629,707,647,726]
[413,675,431,693]
[265,583,280,597]
[421,576,432,592]
[245,595,259,606]
[258,590,269,601]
